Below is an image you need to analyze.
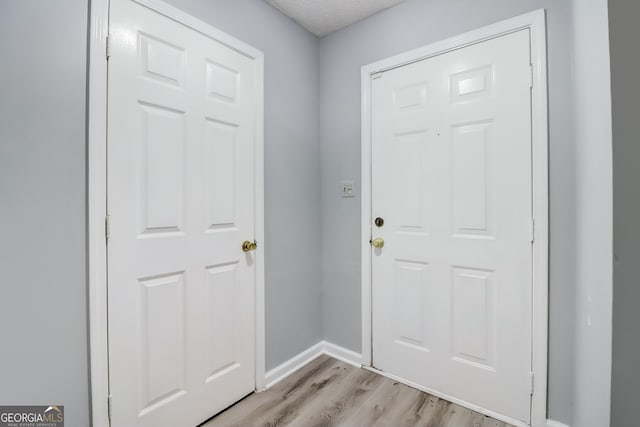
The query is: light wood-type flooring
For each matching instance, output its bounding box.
[202,355,514,427]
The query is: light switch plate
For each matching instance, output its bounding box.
[341,180,355,198]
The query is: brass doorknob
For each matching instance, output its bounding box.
[242,240,257,252]
[371,238,385,248]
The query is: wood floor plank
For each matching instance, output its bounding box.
[292,368,385,426]
[482,416,510,427]
[339,377,414,426]
[203,356,515,427]
[202,355,338,427]
[210,358,355,427]
[252,360,363,426]
[266,367,378,426]
[400,393,451,427]
[439,403,475,427]
[468,409,486,427]
[367,382,433,427]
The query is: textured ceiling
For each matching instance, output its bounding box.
[265,0,407,37]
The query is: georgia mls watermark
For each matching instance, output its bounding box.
[0,406,64,427]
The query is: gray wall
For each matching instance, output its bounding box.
[571,1,613,426]
[0,1,90,427]
[149,0,324,371]
[609,0,640,425]
[318,0,577,424]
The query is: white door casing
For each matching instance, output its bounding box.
[370,29,534,424]
[106,0,263,425]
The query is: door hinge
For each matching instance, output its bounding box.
[106,35,111,60]
[107,394,112,421]
[105,214,111,241]
[531,218,535,244]
[530,372,535,395]
[372,71,383,80]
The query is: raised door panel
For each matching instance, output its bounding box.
[393,131,427,230]
[394,260,432,353]
[139,33,186,87]
[205,263,241,382]
[138,103,186,236]
[451,267,495,370]
[139,272,187,414]
[204,119,238,232]
[451,121,493,238]
[206,61,239,104]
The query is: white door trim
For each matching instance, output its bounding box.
[360,10,548,427]
[87,1,265,426]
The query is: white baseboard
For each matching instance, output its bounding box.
[547,420,570,427]
[264,342,325,388]
[322,341,363,367]
[264,341,363,388]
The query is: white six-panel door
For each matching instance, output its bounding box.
[107,0,258,425]
[371,29,533,423]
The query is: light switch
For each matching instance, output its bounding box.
[341,180,355,198]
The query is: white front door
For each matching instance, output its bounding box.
[107,0,258,425]
[371,29,533,423]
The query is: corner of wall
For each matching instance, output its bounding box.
[569,0,613,425]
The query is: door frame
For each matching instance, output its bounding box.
[87,1,266,426]
[360,10,548,427]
